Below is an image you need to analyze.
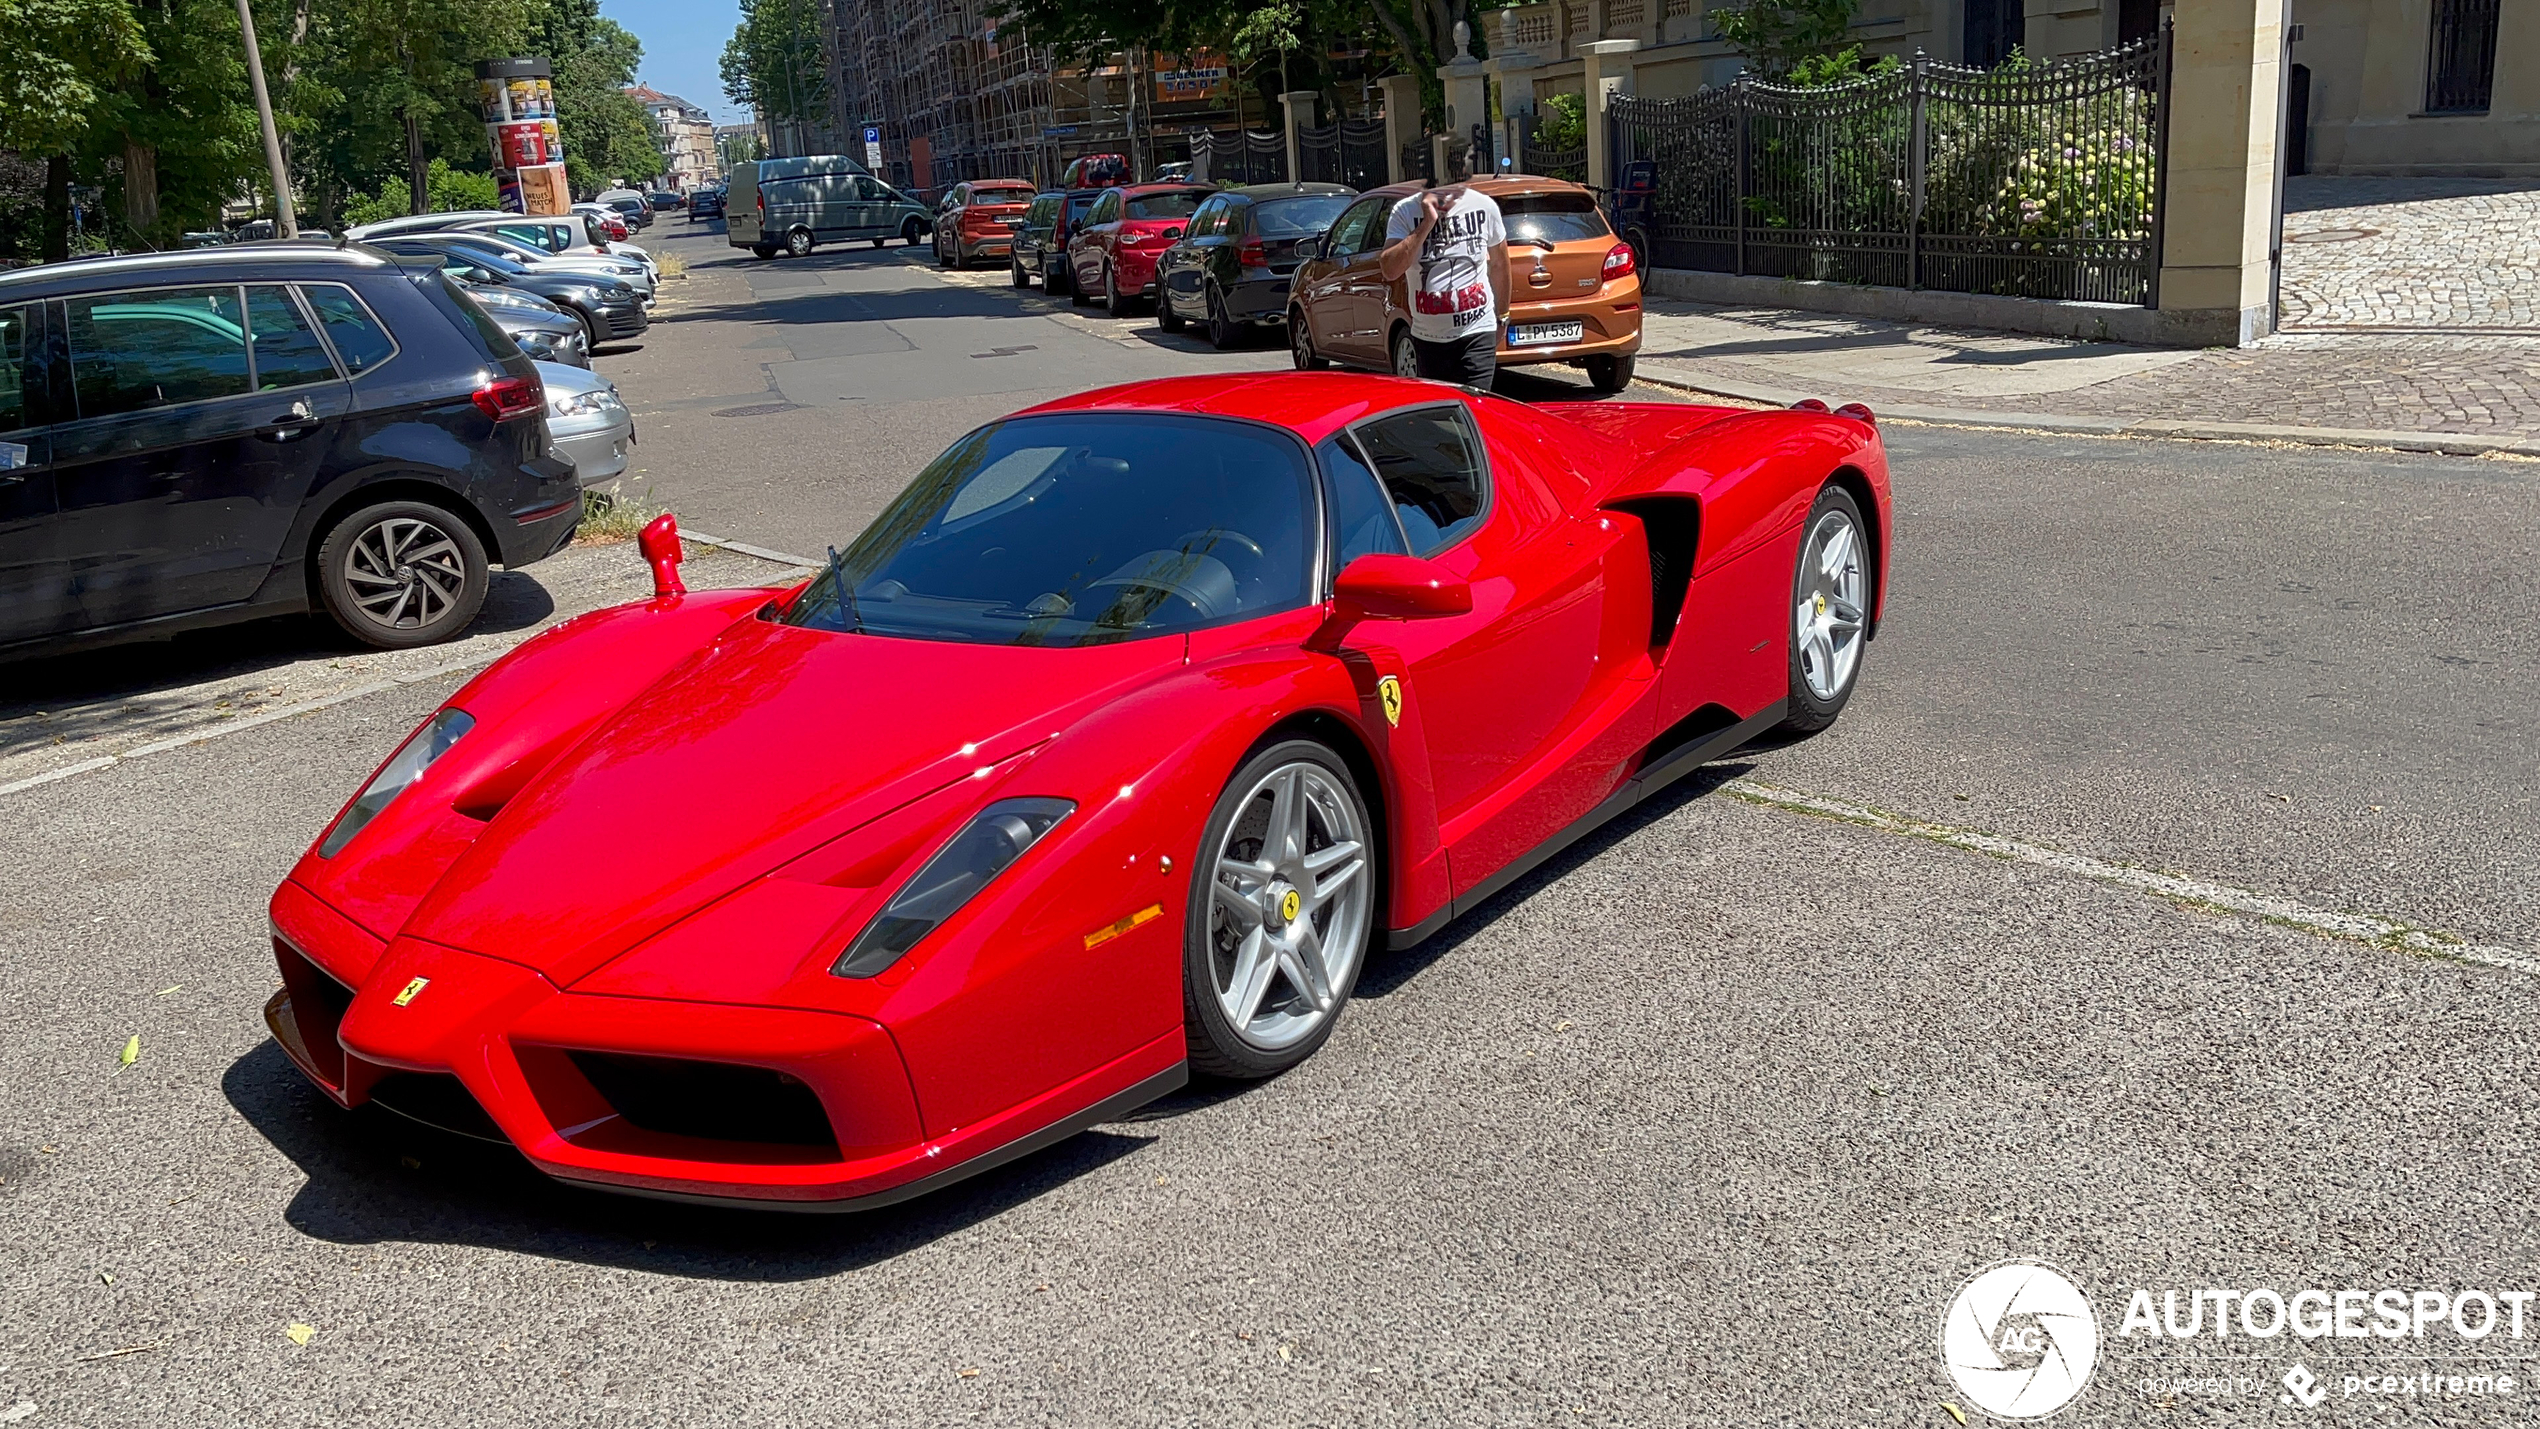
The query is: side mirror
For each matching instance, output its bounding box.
[1332,554,1470,622]
[1162,226,1185,241]
[638,512,687,599]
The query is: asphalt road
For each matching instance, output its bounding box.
[0,220,2533,1428]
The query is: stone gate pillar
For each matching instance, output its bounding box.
[2156,2,2288,346]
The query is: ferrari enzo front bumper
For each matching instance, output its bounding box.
[263,880,1185,1210]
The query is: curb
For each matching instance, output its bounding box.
[1632,362,2540,459]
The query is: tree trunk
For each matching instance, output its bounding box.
[405,108,428,214]
[123,141,160,240]
[42,156,73,262]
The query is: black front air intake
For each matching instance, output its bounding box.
[568,1052,839,1150]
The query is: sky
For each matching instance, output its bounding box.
[606,0,751,126]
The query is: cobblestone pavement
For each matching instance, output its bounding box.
[2278,177,2540,332]
[1640,304,2540,440]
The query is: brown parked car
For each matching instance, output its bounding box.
[1285,176,1643,392]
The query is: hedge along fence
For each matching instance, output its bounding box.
[1608,28,2169,306]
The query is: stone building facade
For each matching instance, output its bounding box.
[626,86,722,192]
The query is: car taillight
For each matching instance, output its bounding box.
[471,374,543,423]
[1602,243,1637,280]
[1239,237,1266,268]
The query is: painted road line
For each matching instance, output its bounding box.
[1724,778,2540,976]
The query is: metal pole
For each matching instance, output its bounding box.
[234,0,297,237]
[2146,17,2172,310]
[1907,52,1926,290]
[1734,102,1748,277]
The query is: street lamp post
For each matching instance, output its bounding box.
[234,0,298,237]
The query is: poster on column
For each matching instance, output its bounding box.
[517,163,571,216]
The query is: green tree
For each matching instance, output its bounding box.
[0,0,152,258]
[285,0,525,223]
[719,0,827,126]
[83,0,267,244]
[338,154,496,223]
[1712,0,1862,79]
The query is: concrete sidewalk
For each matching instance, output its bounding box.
[1633,300,2540,456]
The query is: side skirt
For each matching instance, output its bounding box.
[553,1063,1191,1215]
[1386,699,1788,950]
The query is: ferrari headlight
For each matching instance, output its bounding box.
[832,797,1072,978]
[318,709,475,857]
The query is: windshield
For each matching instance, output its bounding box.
[1502,192,1612,244]
[1255,195,1353,238]
[784,414,1314,647]
[396,242,526,276]
[973,184,1034,201]
[1127,191,1206,220]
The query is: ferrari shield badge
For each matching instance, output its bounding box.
[1377,675,1403,728]
[392,976,430,1007]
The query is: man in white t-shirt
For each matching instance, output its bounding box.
[1377,183,1510,389]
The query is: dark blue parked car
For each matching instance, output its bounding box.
[0,243,580,659]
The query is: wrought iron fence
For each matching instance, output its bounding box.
[1608,30,2168,306]
[1188,130,1290,186]
[1297,120,1397,190]
[1514,111,1586,184]
[2425,0,2500,113]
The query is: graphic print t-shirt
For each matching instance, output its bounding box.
[1386,188,1506,344]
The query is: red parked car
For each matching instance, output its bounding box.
[1064,182,1213,316]
[932,179,1038,268]
[263,373,1890,1211]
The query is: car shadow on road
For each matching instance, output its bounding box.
[1357,758,1759,1000]
[220,1041,1156,1280]
[0,571,559,731]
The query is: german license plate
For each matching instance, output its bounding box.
[1510,320,1584,346]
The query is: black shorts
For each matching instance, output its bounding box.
[1411,330,1498,389]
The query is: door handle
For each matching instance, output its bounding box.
[259,400,320,442]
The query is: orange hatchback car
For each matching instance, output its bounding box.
[1286,176,1644,392]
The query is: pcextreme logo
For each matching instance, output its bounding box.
[1941,1260,2101,1419]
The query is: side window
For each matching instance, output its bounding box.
[1328,199,1381,257]
[300,284,396,375]
[1184,199,1219,238]
[855,175,893,201]
[1350,406,1488,555]
[0,305,31,432]
[492,224,555,251]
[1090,191,1119,225]
[66,285,251,419]
[245,286,340,390]
[1319,434,1409,570]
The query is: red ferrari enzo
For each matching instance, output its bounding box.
[265,373,1890,1210]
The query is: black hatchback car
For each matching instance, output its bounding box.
[0,244,580,660]
[1008,189,1105,295]
[1153,183,1356,348]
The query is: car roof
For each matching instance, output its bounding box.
[1115,182,1213,198]
[0,242,399,299]
[1217,183,1357,201]
[1351,175,1596,203]
[1020,372,1461,447]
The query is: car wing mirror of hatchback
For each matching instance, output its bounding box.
[1330,554,1471,623]
[1163,226,1185,241]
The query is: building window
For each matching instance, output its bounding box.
[1964,0,2023,68]
[2425,0,2500,113]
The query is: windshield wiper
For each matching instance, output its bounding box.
[824,545,863,634]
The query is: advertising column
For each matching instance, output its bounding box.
[476,57,572,215]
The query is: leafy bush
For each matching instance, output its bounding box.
[339,160,502,228]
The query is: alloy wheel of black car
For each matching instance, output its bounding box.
[1208,288,1240,350]
[569,302,606,348]
[317,501,489,650]
[784,228,814,258]
[1011,258,1030,288]
[1157,285,1185,332]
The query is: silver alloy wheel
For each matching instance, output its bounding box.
[1290,318,1315,370]
[1392,331,1420,379]
[343,516,466,631]
[1208,761,1372,1051]
[1793,507,1868,701]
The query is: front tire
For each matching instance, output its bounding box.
[316,500,489,650]
[1157,286,1185,332]
[1011,258,1031,288]
[1289,311,1325,369]
[903,218,925,246]
[1780,484,1872,734]
[784,227,814,258]
[1182,740,1375,1080]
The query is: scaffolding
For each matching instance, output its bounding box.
[826,0,1265,194]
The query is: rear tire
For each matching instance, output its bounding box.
[1779,484,1872,735]
[784,227,814,258]
[750,244,778,260]
[1182,740,1375,1081]
[316,500,490,651]
[1587,353,1636,393]
[1208,288,1240,350]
